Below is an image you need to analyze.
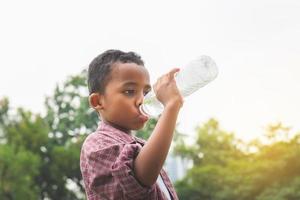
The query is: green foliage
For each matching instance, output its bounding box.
[0,144,41,199]
[0,70,96,199]
[257,177,300,200]
[44,70,98,145]
[40,70,96,199]
[0,101,43,199]
[174,119,300,200]
[135,118,157,140]
[0,97,9,126]
[5,109,49,152]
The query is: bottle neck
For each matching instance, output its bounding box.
[139,104,149,117]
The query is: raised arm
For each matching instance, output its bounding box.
[134,68,183,186]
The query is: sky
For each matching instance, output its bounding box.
[0,0,300,141]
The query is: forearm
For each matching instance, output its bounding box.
[134,104,181,186]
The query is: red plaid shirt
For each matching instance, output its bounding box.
[80,121,179,200]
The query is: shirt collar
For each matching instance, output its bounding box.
[97,121,136,144]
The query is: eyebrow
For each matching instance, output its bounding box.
[122,81,151,90]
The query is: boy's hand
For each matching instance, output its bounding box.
[153,68,184,109]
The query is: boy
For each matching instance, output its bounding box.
[80,49,183,200]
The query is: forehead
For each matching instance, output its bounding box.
[109,62,150,85]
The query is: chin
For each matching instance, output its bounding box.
[132,123,146,131]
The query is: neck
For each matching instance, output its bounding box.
[101,119,131,134]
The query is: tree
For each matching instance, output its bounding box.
[0,144,41,199]
[256,177,300,200]
[0,99,45,199]
[0,71,94,200]
[41,70,97,199]
[174,118,244,200]
[174,119,300,200]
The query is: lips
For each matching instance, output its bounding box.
[137,114,149,123]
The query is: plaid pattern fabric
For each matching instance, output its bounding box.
[80,121,179,200]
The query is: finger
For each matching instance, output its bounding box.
[169,68,180,75]
[167,68,180,80]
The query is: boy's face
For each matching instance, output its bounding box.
[98,62,151,132]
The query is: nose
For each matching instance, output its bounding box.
[136,92,144,107]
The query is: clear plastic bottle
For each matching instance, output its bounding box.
[139,55,218,118]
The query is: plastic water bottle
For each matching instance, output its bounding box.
[139,55,218,118]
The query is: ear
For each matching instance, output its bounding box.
[89,93,104,111]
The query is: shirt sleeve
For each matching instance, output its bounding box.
[86,143,155,199]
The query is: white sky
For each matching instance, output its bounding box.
[1,0,300,141]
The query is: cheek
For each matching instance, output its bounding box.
[119,100,135,113]
[110,98,132,113]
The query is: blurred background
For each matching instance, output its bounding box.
[0,0,299,199]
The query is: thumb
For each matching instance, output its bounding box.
[167,68,180,79]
